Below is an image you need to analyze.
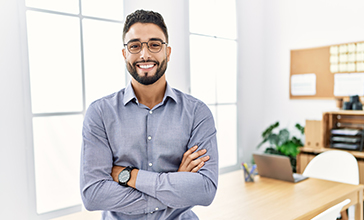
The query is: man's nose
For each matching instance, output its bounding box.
[140,42,151,59]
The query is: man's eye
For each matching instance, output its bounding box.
[149,42,161,48]
[130,44,140,49]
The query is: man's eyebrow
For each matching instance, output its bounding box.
[125,38,164,43]
[149,38,164,42]
[126,38,140,43]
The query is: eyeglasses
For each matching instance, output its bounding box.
[124,39,168,54]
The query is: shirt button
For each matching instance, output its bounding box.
[155,208,159,211]
[149,110,153,114]
[149,163,153,167]
[148,136,152,141]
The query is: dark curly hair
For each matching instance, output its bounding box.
[123,9,169,43]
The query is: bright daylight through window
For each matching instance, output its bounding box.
[189,0,238,169]
[25,0,125,215]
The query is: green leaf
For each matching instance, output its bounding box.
[262,122,279,139]
[278,129,289,145]
[291,136,303,146]
[295,123,305,135]
[277,141,300,157]
[268,133,279,146]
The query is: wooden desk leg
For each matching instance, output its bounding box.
[355,190,363,220]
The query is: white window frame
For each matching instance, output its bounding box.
[188,0,239,174]
[20,0,126,218]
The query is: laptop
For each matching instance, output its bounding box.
[253,153,308,183]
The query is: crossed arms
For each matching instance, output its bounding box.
[111,146,211,188]
[80,101,218,214]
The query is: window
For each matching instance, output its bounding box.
[189,0,238,170]
[25,0,125,216]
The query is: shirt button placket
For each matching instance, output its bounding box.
[146,109,153,172]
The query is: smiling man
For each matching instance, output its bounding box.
[80,10,218,220]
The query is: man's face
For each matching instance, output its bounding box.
[123,23,171,85]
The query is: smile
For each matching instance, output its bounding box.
[138,64,155,69]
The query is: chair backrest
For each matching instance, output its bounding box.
[311,199,351,220]
[302,150,359,185]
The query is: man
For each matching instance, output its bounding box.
[80,9,218,220]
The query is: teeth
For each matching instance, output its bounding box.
[139,64,154,69]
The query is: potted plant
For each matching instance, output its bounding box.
[257,122,305,172]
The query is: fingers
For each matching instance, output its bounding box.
[190,155,210,170]
[181,145,198,164]
[191,156,210,173]
[178,145,210,172]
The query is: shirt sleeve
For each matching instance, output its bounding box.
[135,101,219,208]
[80,102,168,214]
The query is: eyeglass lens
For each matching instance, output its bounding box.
[127,40,164,54]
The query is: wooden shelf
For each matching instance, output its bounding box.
[298,111,364,184]
[300,147,364,159]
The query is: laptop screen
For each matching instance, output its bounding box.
[253,153,307,182]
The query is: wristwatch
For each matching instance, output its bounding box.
[118,166,136,186]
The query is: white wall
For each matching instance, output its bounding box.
[237,0,267,163]
[263,0,364,123]
[0,0,30,219]
[238,0,364,163]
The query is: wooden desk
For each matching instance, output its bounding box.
[193,170,364,220]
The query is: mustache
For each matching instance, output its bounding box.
[133,60,159,66]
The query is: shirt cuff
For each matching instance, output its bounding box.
[135,169,158,198]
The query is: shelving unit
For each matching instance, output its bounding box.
[297,111,364,184]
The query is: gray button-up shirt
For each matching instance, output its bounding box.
[80,82,218,220]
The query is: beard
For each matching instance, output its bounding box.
[127,58,167,85]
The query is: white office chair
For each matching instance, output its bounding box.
[303,150,359,185]
[311,199,351,220]
[303,150,359,220]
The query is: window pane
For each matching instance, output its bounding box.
[216,105,237,168]
[190,35,237,104]
[215,0,237,39]
[81,0,123,21]
[25,0,79,14]
[83,19,125,107]
[26,11,83,113]
[33,115,83,214]
[189,0,216,37]
[190,35,217,104]
[189,0,237,39]
[216,39,237,103]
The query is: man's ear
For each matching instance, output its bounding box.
[166,46,171,62]
[122,48,127,60]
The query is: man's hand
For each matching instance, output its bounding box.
[178,145,210,172]
[111,166,125,182]
[111,166,139,188]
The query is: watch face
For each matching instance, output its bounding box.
[119,170,130,183]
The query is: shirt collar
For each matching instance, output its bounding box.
[123,82,137,105]
[123,81,178,106]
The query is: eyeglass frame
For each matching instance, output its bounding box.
[124,38,168,54]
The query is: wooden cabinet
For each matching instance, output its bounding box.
[298,111,364,184]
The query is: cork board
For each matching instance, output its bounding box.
[290,41,364,99]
